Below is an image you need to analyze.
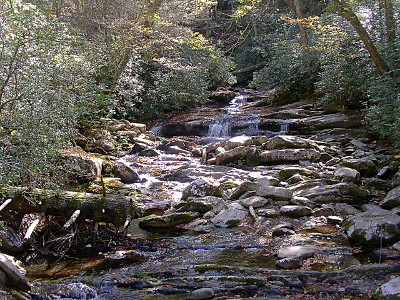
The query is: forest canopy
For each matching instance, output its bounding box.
[0,0,399,187]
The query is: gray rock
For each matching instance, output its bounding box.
[377,166,398,180]
[312,207,335,217]
[276,257,303,269]
[287,174,308,184]
[256,208,279,218]
[31,283,97,299]
[334,166,361,183]
[0,225,23,253]
[215,146,249,165]
[343,208,400,245]
[373,277,400,299]
[256,186,293,200]
[166,146,191,155]
[380,186,400,209]
[139,212,200,228]
[182,178,220,200]
[295,182,368,205]
[280,205,312,217]
[176,196,226,214]
[294,113,363,132]
[223,135,253,150]
[256,149,321,164]
[265,135,310,150]
[272,227,295,237]
[341,158,378,177]
[255,176,280,187]
[225,181,256,200]
[327,216,343,225]
[290,196,316,208]
[211,207,248,228]
[279,167,319,181]
[139,149,160,157]
[390,171,400,188]
[188,287,215,300]
[240,196,269,208]
[113,161,140,184]
[183,219,215,233]
[277,246,315,259]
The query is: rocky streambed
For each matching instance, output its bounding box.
[2,91,400,299]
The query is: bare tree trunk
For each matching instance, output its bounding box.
[284,0,309,49]
[332,0,391,75]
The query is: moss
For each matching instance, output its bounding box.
[194,264,235,274]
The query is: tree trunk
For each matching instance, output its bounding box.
[381,0,396,45]
[284,0,309,49]
[0,187,138,227]
[332,0,391,75]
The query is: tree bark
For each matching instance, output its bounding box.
[381,0,396,45]
[0,187,138,227]
[332,0,391,75]
[284,0,309,49]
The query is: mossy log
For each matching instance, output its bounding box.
[0,187,137,227]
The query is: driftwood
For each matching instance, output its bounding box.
[0,187,138,227]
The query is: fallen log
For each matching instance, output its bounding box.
[231,62,266,76]
[0,187,138,227]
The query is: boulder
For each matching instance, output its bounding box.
[295,182,368,205]
[343,207,400,245]
[280,205,312,217]
[211,207,248,228]
[113,161,140,184]
[380,186,400,209]
[176,196,226,214]
[340,158,378,177]
[240,196,269,208]
[60,148,102,180]
[276,257,302,269]
[390,171,400,188]
[0,225,23,253]
[215,146,249,165]
[139,149,160,157]
[224,181,256,200]
[264,135,310,150]
[139,212,200,228]
[253,149,321,165]
[373,277,400,299]
[223,135,253,150]
[188,287,215,300]
[255,176,280,187]
[256,186,293,200]
[182,178,221,200]
[31,283,97,299]
[279,167,319,181]
[334,166,361,183]
[293,113,363,133]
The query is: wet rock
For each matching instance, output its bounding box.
[264,135,310,150]
[272,227,295,237]
[0,254,30,290]
[380,186,400,209]
[280,205,312,217]
[290,196,316,208]
[215,146,249,165]
[139,212,200,228]
[139,149,160,157]
[277,246,315,259]
[211,207,248,228]
[377,165,398,180]
[255,149,321,164]
[240,196,269,208]
[293,113,363,133]
[343,207,400,245]
[334,166,361,183]
[166,146,191,155]
[31,282,97,299]
[327,216,343,225]
[278,167,319,181]
[340,158,378,177]
[182,178,221,200]
[113,161,140,184]
[128,142,148,154]
[373,277,400,299]
[0,225,23,253]
[295,182,368,205]
[183,219,215,233]
[276,257,303,269]
[188,287,215,300]
[176,196,226,214]
[312,206,335,217]
[256,186,293,200]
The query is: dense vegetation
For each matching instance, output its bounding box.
[0,0,398,187]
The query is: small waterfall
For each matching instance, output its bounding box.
[279,120,291,134]
[207,115,232,138]
[150,120,166,136]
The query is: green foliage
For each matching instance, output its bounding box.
[365,75,400,148]
[0,0,105,187]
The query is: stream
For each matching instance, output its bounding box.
[27,92,400,299]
